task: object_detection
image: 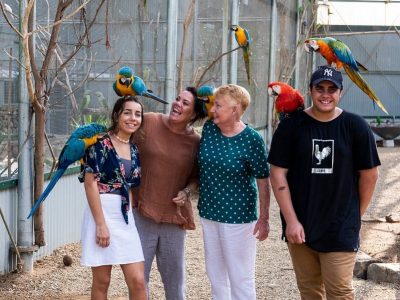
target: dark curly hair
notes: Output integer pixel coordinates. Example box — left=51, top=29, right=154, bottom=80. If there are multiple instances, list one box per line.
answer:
left=185, top=87, right=208, bottom=125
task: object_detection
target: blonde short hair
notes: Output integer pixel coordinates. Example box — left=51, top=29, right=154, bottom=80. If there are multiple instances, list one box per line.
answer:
left=214, top=84, right=251, bottom=115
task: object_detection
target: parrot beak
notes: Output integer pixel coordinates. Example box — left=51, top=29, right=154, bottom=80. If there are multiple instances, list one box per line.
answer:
left=267, top=85, right=280, bottom=96
left=267, top=87, right=274, bottom=96
left=304, top=40, right=319, bottom=52
left=124, top=78, right=132, bottom=87
left=230, top=25, right=238, bottom=31
left=120, top=77, right=132, bottom=87
left=268, top=87, right=278, bottom=96
left=303, top=42, right=312, bottom=53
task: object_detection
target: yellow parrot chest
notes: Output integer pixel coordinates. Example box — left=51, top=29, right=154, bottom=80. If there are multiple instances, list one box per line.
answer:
left=236, top=30, right=248, bottom=47
left=117, top=82, right=133, bottom=95
left=83, top=135, right=99, bottom=149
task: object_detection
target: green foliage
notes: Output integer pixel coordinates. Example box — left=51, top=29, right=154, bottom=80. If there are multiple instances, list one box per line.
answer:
left=71, top=90, right=110, bottom=129
left=298, top=5, right=304, bottom=16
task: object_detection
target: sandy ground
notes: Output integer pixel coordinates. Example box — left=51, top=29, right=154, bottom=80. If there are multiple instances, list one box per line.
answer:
left=0, top=147, right=399, bottom=299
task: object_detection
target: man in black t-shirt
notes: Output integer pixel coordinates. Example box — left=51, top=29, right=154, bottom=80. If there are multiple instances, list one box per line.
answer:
left=268, top=66, right=380, bottom=300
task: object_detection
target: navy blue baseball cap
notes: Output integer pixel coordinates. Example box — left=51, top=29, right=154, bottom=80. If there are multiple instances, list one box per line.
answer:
left=310, top=65, right=343, bottom=90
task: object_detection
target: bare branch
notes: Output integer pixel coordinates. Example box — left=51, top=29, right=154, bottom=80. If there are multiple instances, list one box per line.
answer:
left=55, top=0, right=106, bottom=73
left=105, top=0, right=111, bottom=49
left=40, top=1, right=73, bottom=80
left=195, top=46, right=241, bottom=87
left=21, top=0, right=41, bottom=109
left=177, top=0, right=196, bottom=93
left=3, top=48, right=23, bottom=67
left=44, top=130, right=57, bottom=170
left=27, top=0, right=91, bottom=37
left=53, top=50, right=79, bottom=114
left=51, top=56, right=122, bottom=108
left=0, top=1, right=23, bottom=38
left=28, top=3, right=40, bottom=85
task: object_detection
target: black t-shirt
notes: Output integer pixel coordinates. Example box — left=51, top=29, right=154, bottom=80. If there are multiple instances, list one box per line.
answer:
left=268, top=111, right=381, bottom=252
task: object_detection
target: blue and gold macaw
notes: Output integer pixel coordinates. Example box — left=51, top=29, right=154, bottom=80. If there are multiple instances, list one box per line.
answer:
left=231, top=25, right=252, bottom=84
left=197, top=85, right=215, bottom=119
left=113, top=66, right=168, bottom=104
left=27, top=123, right=107, bottom=219
left=304, top=37, right=388, bottom=114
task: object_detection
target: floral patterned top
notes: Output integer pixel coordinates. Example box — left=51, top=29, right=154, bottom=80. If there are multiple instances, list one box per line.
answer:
left=79, top=133, right=141, bottom=224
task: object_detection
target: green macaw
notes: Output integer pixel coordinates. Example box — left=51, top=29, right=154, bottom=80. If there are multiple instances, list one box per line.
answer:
left=304, top=37, right=388, bottom=114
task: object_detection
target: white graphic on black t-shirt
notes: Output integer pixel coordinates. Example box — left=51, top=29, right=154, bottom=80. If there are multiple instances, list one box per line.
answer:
left=312, top=139, right=334, bottom=174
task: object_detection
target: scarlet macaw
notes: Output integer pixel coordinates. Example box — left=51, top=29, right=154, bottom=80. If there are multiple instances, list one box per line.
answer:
left=268, top=81, right=305, bottom=120
left=197, top=85, right=215, bottom=119
left=304, top=37, right=388, bottom=114
left=230, top=25, right=252, bottom=84
left=27, top=123, right=107, bottom=219
left=113, top=66, right=168, bottom=104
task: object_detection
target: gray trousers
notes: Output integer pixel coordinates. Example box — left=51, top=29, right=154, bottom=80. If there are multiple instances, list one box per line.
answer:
left=133, top=209, right=186, bottom=300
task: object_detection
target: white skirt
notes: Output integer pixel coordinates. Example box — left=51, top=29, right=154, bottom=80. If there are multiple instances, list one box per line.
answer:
left=80, top=193, right=144, bottom=267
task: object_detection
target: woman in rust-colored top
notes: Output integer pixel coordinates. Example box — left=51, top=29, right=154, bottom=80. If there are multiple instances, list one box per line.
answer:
left=132, top=87, right=207, bottom=300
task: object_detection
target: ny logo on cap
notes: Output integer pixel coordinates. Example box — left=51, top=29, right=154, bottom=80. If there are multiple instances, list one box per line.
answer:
left=324, top=68, right=333, bottom=77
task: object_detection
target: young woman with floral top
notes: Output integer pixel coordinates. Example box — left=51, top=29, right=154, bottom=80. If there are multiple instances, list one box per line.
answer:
left=79, top=96, right=146, bottom=300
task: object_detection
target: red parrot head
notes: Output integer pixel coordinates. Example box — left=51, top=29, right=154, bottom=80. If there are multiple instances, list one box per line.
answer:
left=267, top=81, right=293, bottom=97
left=267, top=81, right=304, bottom=115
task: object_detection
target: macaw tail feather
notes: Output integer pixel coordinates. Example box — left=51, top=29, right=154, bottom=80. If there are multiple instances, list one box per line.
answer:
left=343, top=65, right=388, bottom=114
left=356, top=60, right=368, bottom=72
left=141, top=91, right=168, bottom=104
left=27, top=168, right=66, bottom=219
left=243, top=47, right=251, bottom=84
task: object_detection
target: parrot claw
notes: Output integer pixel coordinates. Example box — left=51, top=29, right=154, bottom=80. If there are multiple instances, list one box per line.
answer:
left=331, top=62, right=339, bottom=70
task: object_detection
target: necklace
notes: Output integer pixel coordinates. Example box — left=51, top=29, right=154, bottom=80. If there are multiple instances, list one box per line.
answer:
left=113, top=134, right=130, bottom=144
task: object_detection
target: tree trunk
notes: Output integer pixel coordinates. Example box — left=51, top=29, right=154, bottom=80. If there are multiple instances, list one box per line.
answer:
left=33, top=85, right=46, bottom=246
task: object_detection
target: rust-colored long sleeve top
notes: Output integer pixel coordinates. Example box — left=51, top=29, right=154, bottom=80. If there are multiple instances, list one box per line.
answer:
left=132, top=113, right=200, bottom=229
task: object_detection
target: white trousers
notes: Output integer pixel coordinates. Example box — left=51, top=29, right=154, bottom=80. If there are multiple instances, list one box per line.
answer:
left=200, top=218, right=257, bottom=300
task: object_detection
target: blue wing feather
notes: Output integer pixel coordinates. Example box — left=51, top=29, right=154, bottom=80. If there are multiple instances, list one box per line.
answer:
left=328, top=38, right=359, bottom=71
left=132, top=76, right=146, bottom=96
left=244, top=28, right=252, bottom=45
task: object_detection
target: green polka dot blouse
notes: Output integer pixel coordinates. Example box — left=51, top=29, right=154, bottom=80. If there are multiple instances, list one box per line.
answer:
left=198, top=120, right=270, bottom=224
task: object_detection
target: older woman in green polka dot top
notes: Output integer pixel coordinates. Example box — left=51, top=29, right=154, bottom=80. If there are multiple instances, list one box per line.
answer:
left=198, top=84, right=271, bottom=300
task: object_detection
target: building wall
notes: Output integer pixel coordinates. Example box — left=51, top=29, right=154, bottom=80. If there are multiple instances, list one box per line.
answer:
left=0, top=172, right=86, bottom=275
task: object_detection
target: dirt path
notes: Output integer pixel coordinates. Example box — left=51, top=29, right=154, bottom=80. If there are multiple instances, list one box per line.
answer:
left=0, top=147, right=399, bottom=299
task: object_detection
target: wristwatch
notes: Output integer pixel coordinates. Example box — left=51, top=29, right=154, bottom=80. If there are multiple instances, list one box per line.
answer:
left=183, top=187, right=191, bottom=198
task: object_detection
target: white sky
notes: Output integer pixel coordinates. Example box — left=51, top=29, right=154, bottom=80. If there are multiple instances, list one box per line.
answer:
left=318, top=1, right=400, bottom=26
